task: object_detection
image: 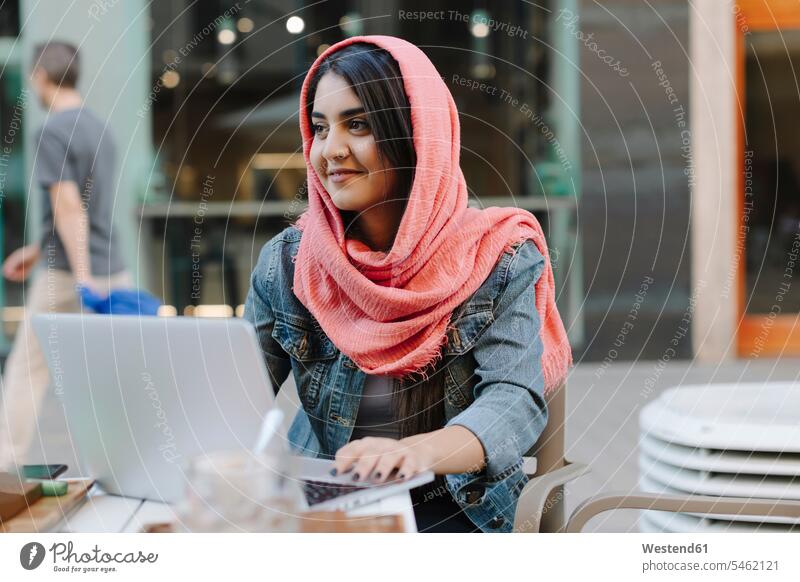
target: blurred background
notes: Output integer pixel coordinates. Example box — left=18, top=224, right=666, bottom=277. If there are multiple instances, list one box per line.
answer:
left=0, top=0, right=798, bottom=365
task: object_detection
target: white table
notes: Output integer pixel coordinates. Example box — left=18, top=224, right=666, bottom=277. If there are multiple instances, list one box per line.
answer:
left=57, top=484, right=418, bottom=533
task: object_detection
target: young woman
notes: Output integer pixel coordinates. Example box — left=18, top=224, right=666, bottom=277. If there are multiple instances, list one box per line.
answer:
left=244, top=35, right=572, bottom=533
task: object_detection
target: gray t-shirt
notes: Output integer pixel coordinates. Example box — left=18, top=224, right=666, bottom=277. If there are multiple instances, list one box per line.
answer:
left=350, top=374, right=401, bottom=441
left=35, top=107, right=125, bottom=276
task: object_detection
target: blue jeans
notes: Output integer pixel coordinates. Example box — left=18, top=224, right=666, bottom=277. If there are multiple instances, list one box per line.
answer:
left=411, top=477, right=482, bottom=533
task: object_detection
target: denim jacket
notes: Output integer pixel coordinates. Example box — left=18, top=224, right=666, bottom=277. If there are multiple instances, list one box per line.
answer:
left=244, top=225, right=548, bottom=532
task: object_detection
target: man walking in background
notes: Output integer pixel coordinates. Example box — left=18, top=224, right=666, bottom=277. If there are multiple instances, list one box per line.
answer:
left=0, top=41, right=130, bottom=469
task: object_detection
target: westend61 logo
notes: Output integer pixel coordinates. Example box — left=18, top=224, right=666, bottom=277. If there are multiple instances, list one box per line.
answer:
left=19, top=541, right=158, bottom=574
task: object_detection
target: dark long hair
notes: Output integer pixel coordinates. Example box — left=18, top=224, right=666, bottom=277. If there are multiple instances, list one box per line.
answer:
left=306, top=43, right=444, bottom=438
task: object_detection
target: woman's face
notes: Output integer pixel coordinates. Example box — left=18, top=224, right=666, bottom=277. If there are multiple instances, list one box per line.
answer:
left=309, top=72, right=397, bottom=213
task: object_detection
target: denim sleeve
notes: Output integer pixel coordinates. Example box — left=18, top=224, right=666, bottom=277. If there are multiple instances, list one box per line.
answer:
left=243, top=240, right=293, bottom=396
left=446, top=240, right=549, bottom=479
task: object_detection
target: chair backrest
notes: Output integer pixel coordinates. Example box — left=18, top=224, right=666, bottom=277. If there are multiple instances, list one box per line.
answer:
left=523, top=381, right=568, bottom=532
left=530, top=381, right=567, bottom=477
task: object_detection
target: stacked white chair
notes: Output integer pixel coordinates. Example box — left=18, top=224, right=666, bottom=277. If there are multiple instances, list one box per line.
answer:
left=638, top=382, right=800, bottom=532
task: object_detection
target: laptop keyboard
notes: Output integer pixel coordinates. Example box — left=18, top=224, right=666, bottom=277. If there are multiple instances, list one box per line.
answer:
left=302, top=478, right=372, bottom=507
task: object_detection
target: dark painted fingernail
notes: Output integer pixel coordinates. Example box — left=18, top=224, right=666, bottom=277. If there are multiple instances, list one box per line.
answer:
left=398, top=473, right=406, bottom=479
left=329, top=468, right=337, bottom=476
left=374, top=472, right=382, bottom=479
left=352, top=472, right=360, bottom=481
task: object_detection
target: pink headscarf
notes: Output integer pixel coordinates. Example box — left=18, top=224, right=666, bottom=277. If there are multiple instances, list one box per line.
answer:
left=292, top=36, right=572, bottom=394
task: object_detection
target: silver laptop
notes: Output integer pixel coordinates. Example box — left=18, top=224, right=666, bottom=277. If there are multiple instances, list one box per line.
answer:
left=32, top=314, right=433, bottom=510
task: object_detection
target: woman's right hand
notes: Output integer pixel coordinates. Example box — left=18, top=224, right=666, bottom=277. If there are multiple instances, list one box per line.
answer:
left=3, top=244, right=40, bottom=282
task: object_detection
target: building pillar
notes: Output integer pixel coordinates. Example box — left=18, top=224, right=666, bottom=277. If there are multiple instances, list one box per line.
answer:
left=689, top=0, right=737, bottom=362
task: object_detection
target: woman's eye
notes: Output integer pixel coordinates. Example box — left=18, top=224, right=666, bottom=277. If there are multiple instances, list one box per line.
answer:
left=348, top=119, right=369, bottom=132
left=312, top=123, right=328, bottom=136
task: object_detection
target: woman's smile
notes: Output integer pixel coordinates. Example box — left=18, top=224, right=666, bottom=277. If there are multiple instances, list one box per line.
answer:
left=327, top=167, right=366, bottom=184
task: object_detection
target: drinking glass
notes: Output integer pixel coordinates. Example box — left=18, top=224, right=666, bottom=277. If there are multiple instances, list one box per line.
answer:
left=174, top=449, right=304, bottom=532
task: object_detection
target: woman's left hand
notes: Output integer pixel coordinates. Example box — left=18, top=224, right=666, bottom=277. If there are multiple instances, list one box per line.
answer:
left=331, top=437, right=435, bottom=484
